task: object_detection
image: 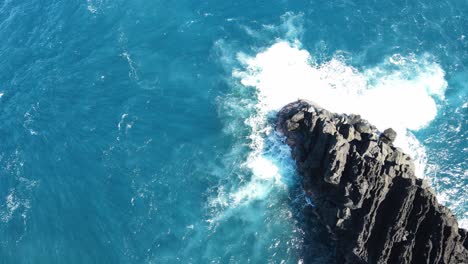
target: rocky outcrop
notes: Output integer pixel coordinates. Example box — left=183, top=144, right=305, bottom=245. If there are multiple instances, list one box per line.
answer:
left=276, top=100, right=468, bottom=264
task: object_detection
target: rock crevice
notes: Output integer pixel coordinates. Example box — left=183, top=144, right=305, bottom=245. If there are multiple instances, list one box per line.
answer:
left=276, top=100, right=468, bottom=264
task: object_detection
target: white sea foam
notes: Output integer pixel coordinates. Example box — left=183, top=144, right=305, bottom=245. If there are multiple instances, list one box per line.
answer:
left=86, top=0, right=103, bottom=14
left=208, top=136, right=295, bottom=213
left=460, top=218, right=468, bottom=230
left=233, top=41, right=447, bottom=177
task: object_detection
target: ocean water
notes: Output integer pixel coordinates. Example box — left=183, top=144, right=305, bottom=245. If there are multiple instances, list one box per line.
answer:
left=0, top=0, right=466, bottom=263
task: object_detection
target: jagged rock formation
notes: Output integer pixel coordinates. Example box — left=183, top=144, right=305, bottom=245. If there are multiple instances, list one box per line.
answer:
left=276, top=100, right=468, bottom=264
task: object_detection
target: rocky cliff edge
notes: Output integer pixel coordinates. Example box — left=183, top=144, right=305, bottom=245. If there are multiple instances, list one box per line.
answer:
left=276, top=100, right=468, bottom=264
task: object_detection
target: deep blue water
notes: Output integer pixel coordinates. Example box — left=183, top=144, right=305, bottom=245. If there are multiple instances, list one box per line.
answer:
left=0, top=0, right=466, bottom=263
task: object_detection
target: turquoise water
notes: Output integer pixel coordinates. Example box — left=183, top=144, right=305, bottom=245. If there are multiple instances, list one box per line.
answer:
left=0, top=0, right=466, bottom=263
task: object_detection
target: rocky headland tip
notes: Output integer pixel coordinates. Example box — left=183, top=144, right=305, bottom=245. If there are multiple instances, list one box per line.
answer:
left=277, top=99, right=468, bottom=264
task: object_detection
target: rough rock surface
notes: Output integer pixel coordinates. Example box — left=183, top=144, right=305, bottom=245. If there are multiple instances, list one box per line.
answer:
left=276, top=100, right=468, bottom=264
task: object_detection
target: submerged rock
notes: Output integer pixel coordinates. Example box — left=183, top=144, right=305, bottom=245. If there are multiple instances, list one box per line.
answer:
left=276, top=100, right=468, bottom=264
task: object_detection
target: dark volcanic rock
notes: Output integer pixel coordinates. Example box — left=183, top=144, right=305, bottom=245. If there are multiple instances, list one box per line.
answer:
left=276, top=100, right=468, bottom=264
left=380, top=128, right=397, bottom=144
